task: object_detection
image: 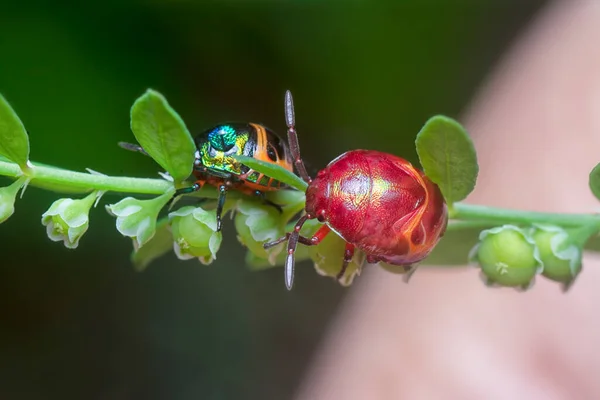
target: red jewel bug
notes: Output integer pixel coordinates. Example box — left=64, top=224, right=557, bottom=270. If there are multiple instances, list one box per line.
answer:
left=264, top=91, right=449, bottom=290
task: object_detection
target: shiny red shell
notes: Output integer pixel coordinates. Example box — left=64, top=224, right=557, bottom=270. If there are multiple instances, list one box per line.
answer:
left=305, top=149, right=448, bottom=266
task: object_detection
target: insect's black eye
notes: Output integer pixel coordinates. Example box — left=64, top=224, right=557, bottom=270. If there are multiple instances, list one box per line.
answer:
left=267, top=144, right=278, bottom=161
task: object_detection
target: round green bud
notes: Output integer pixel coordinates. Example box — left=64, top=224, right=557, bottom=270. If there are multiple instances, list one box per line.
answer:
left=530, top=224, right=582, bottom=287
left=307, top=221, right=365, bottom=286
left=169, top=206, right=222, bottom=265
left=470, top=225, right=542, bottom=289
left=234, top=199, right=286, bottom=265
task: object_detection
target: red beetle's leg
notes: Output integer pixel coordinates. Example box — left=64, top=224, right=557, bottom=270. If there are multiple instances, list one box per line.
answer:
left=336, top=243, right=355, bottom=281
left=366, top=254, right=382, bottom=264
left=402, top=264, right=419, bottom=283
left=264, top=233, right=313, bottom=249
left=284, top=90, right=312, bottom=184
left=263, top=219, right=332, bottom=290
left=283, top=224, right=331, bottom=290
left=264, top=222, right=331, bottom=250
left=308, top=224, right=331, bottom=244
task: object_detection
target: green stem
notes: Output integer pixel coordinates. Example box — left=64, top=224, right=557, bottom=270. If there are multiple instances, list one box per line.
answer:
left=0, top=159, right=173, bottom=196
left=451, top=203, right=600, bottom=228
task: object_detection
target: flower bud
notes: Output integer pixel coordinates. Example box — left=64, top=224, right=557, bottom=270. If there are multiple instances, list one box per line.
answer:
left=0, top=177, right=27, bottom=224
left=470, top=225, right=542, bottom=289
left=234, top=199, right=286, bottom=265
left=307, top=220, right=366, bottom=286
left=530, top=224, right=583, bottom=288
left=41, top=191, right=100, bottom=249
left=106, top=191, right=172, bottom=249
left=169, top=206, right=222, bottom=265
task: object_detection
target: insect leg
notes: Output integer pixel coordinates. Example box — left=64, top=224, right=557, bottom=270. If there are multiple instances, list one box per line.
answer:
left=118, top=142, right=149, bottom=157
left=168, top=181, right=203, bottom=209
left=284, top=90, right=312, bottom=184
left=264, top=222, right=331, bottom=290
left=336, top=243, right=355, bottom=281
left=216, top=184, right=228, bottom=232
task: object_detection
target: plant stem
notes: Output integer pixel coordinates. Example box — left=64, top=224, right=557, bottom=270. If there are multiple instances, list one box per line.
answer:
left=451, top=203, right=600, bottom=228
left=0, top=159, right=172, bottom=195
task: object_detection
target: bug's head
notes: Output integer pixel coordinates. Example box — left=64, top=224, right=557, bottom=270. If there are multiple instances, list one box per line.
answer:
left=304, top=168, right=329, bottom=221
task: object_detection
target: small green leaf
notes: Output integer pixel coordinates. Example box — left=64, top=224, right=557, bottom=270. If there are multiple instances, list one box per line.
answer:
left=589, top=162, right=600, bottom=201
left=415, top=115, right=478, bottom=204
left=130, top=89, right=195, bottom=183
left=233, top=155, right=308, bottom=192
left=131, top=218, right=173, bottom=271
left=0, top=93, right=30, bottom=169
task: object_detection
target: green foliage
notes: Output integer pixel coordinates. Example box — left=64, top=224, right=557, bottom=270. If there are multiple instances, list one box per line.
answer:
left=2, top=88, right=600, bottom=293
left=0, top=93, right=30, bottom=170
left=130, top=89, right=196, bottom=183
left=589, top=162, right=600, bottom=201
left=233, top=155, right=308, bottom=192
left=415, top=115, right=478, bottom=205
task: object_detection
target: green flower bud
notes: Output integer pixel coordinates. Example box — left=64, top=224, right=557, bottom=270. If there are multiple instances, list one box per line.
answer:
left=469, top=225, right=542, bottom=289
left=41, top=191, right=100, bottom=249
left=307, top=220, right=366, bottom=287
left=530, top=224, right=583, bottom=288
left=0, top=177, right=27, bottom=224
left=169, top=206, right=222, bottom=265
left=234, top=199, right=286, bottom=266
left=106, top=191, right=172, bottom=249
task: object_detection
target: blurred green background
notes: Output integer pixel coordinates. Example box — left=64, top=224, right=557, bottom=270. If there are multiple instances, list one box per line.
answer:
left=0, top=1, right=545, bottom=399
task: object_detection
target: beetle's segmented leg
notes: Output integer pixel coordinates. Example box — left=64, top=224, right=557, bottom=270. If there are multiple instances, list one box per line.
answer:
left=263, top=233, right=314, bottom=249
left=284, top=90, right=312, bottom=184
left=402, top=264, right=418, bottom=283
left=216, top=184, right=228, bottom=232
left=118, top=141, right=149, bottom=157
left=366, top=254, right=382, bottom=264
left=336, top=243, right=355, bottom=281
left=169, top=182, right=203, bottom=209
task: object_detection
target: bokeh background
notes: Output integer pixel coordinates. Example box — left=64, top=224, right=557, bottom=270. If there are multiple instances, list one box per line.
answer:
left=0, top=1, right=546, bottom=399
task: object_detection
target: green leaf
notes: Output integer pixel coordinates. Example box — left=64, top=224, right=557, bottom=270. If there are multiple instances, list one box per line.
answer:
left=589, top=162, right=600, bottom=201
left=415, top=115, right=478, bottom=204
left=130, top=89, right=195, bottom=183
left=233, top=155, right=308, bottom=192
left=0, top=93, right=30, bottom=169
left=131, top=217, right=173, bottom=271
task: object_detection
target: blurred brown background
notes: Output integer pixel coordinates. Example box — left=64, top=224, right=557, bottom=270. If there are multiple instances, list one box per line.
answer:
left=0, top=1, right=546, bottom=399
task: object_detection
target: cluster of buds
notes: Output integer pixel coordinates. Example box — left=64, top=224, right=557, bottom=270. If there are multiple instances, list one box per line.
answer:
left=470, top=224, right=587, bottom=291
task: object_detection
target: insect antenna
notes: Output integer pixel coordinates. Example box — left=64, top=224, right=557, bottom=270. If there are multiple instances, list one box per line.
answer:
left=284, top=213, right=310, bottom=290
left=284, top=90, right=312, bottom=184
left=118, top=141, right=149, bottom=157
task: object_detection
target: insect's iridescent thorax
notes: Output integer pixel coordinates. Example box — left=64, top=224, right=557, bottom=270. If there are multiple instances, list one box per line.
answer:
left=194, top=122, right=293, bottom=191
